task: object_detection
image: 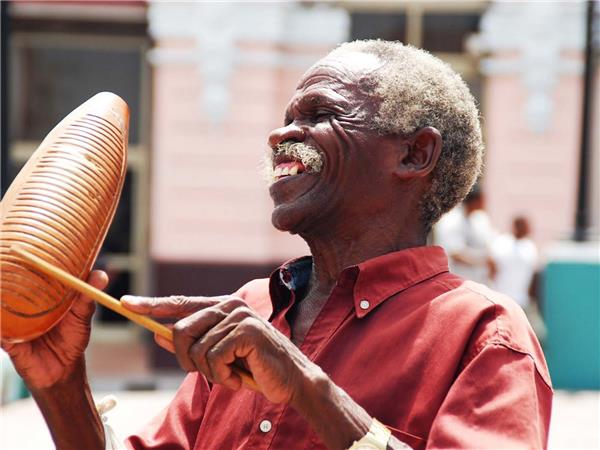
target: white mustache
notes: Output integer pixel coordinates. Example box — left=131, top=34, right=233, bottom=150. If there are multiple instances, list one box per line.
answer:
left=261, top=142, right=324, bottom=184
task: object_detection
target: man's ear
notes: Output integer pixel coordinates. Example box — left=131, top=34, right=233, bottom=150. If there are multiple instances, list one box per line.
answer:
left=394, top=127, right=442, bottom=180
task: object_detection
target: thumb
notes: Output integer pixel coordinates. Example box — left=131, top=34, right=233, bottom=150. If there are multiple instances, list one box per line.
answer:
left=70, top=269, right=109, bottom=322
left=120, top=295, right=214, bottom=319
left=154, top=327, right=175, bottom=353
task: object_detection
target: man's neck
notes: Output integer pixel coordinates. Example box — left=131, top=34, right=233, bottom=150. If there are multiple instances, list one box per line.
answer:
left=300, top=217, right=426, bottom=298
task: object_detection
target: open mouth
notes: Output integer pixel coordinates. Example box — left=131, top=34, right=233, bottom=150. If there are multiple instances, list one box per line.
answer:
left=267, top=141, right=324, bottom=184
left=268, top=148, right=323, bottom=210
left=272, top=160, right=307, bottom=183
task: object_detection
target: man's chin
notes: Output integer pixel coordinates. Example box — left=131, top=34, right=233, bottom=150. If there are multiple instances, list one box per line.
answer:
left=271, top=201, right=322, bottom=235
left=271, top=206, right=301, bottom=234
left=270, top=190, right=331, bottom=236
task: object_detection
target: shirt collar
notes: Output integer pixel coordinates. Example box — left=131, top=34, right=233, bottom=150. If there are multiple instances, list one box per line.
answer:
left=269, top=246, right=449, bottom=318
left=353, top=245, right=449, bottom=317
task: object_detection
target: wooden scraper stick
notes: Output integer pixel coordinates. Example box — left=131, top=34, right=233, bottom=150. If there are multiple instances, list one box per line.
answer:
left=10, top=245, right=259, bottom=392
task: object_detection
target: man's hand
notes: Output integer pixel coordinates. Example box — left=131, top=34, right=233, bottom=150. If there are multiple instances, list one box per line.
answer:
left=121, top=294, right=316, bottom=405
left=121, top=294, right=411, bottom=450
left=1, top=270, right=108, bottom=390
left=1, top=271, right=108, bottom=450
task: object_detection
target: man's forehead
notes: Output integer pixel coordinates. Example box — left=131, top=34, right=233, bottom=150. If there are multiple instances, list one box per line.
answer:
left=297, top=52, right=384, bottom=90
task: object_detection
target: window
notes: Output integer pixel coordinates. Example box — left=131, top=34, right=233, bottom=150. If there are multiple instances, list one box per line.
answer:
left=422, top=13, right=480, bottom=53
left=351, top=12, right=407, bottom=42
left=6, top=2, right=151, bottom=322
left=347, top=2, right=484, bottom=111
left=11, top=46, right=142, bottom=143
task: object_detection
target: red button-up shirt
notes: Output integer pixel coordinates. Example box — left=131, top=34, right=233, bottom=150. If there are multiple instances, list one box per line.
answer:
left=125, top=246, right=552, bottom=449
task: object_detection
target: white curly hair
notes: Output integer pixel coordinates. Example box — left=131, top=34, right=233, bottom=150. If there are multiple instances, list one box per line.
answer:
left=328, top=40, right=484, bottom=230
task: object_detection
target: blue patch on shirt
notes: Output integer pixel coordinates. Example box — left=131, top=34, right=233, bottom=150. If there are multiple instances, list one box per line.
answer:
left=279, top=257, right=312, bottom=291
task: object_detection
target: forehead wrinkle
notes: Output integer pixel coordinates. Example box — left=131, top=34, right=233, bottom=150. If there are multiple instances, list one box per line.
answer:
left=286, top=55, right=384, bottom=120
left=297, top=62, right=359, bottom=90
left=301, top=84, right=350, bottom=106
left=298, top=53, right=385, bottom=89
left=286, top=83, right=350, bottom=119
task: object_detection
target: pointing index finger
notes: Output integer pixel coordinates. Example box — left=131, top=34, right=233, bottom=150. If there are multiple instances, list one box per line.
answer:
left=120, top=295, right=229, bottom=319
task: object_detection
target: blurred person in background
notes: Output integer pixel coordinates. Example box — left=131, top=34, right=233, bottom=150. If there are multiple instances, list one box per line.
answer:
left=489, top=216, right=547, bottom=342
left=2, top=40, right=552, bottom=450
left=434, top=187, right=496, bottom=285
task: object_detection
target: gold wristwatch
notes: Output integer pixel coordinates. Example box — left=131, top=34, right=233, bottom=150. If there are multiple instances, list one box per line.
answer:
left=347, top=419, right=392, bottom=450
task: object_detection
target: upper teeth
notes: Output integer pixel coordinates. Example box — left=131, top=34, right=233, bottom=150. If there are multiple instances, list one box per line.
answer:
left=274, top=164, right=301, bottom=178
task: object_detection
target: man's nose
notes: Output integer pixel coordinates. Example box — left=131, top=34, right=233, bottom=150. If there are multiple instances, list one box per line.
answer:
left=267, top=123, right=306, bottom=148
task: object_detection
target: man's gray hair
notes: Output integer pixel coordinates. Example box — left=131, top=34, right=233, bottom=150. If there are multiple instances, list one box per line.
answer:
left=329, top=40, right=484, bottom=229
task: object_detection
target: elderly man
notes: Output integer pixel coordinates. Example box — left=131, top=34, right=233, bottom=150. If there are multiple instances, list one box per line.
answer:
left=3, top=40, right=552, bottom=450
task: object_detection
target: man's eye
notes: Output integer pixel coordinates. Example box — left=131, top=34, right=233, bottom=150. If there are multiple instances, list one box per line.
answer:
left=314, top=111, right=332, bottom=121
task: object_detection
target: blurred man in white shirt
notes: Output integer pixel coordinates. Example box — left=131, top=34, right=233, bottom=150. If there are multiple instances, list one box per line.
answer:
left=489, top=216, right=546, bottom=341
left=490, top=216, right=538, bottom=308
left=434, top=188, right=495, bottom=284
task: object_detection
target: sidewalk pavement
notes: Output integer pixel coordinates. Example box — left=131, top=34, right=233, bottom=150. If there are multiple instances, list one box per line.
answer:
left=0, top=389, right=598, bottom=449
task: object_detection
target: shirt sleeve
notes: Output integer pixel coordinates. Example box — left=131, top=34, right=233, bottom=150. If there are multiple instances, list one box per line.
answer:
left=124, top=373, right=210, bottom=450
left=427, top=343, right=552, bottom=449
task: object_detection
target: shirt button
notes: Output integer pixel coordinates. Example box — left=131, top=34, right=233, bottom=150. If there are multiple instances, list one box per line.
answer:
left=259, top=420, right=272, bottom=433
left=359, top=299, right=370, bottom=310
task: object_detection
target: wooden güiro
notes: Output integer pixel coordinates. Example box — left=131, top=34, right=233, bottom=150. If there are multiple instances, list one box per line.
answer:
left=1, top=92, right=129, bottom=342
left=0, top=92, right=259, bottom=391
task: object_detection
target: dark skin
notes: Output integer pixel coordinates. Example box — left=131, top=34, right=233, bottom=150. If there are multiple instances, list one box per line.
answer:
left=513, top=216, right=530, bottom=240
left=2, top=52, right=442, bottom=450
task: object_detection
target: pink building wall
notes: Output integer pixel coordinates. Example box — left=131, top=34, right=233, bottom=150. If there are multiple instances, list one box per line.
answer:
left=148, top=2, right=598, bottom=264
left=474, top=1, right=599, bottom=250
left=152, top=47, right=597, bottom=260
left=483, top=74, right=586, bottom=247
left=150, top=40, right=336, bottom=263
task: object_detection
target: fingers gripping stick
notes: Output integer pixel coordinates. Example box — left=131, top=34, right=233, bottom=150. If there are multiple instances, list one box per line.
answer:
left=11, top=245, right=259, bottom=392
